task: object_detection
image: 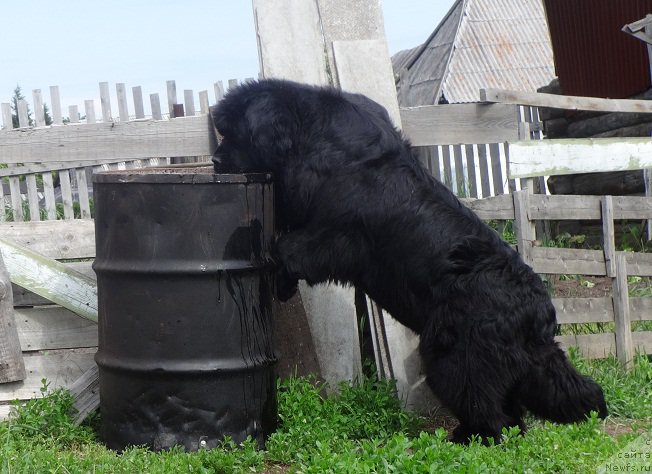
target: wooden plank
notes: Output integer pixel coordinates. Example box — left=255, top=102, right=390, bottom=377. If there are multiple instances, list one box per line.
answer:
left=0, top=115, right=215, bottom=163
left=69, top=105, right=79, bottom=123
left=489, top=143, right=504, bottom=194
left=116, top=83, right=129, bottom=122
left=553, top=297, right=614, bottom=324
left=612, top=253, right=634, bottom=368
left=12, top=262, right=95, bottom=307
left=253, top=0, right=330, bottom=85
left=1, top=102, right=12, bottom=130
left=508, top=138, right=652, bottom=178
left=332, top=39, right=402, bottom=126
left=0, top=350, right=96, bottom=403
left=531, top=247, right=607, bottom=276
left=632, top=332, right=652, bottom=355
left=199, top=91, right=210, bottom=115
left=214, top=81, right=225, bottom=102
left=15, top=306, right=98, bottom=351
left=0, top=238, right=98, bottom=323
left=17, top=99, right=29, bottom=127
left=150, top=93, right=163, bottom=120
left=400, top=103, right=519, bottom=146
left=41, top=173, right=57, bottom=220
left=8, top=176, right=23, bottom=222
left=528, top=195, right=601, bottom=220
left=612, top=196, right=652, bottom=219
left=167, top=80, right=177, bottom=117
left=69, top=364, right=99, bottom=424
left=32, top=89, right=45, bottom=127
left=481, top=88, right=652, bottom=113
left=0, top=251, right=25, bottom=383
left=601, top=196, right=616, bottom=278
left=99, top=81, right=112, bottom=122
left=59, top=169, right=74, bottom=220
left=85, top=100, right=96, bottom=124
left=25, top=174, right=40, bottom=221
left=513, top=189, right=534, bottom=264
left=624, top=252, right=652, bottom=277
left=631, top=297, right=652, bottom=321
left=555, top=333, right=615, bottom=360
left=461, top=194, right=515, bottom=220
left=75, top=169, right=91, bottom=219
left=465, top=144, right=478, bottom=199
left=184, top=90, right=195, bottom=116
left=0, top=158, right=156, bottom=177
left=0, top=220, right=95, bottom=260
left=50, top=86, right=63, bottom=125
left=133, top=86, right=145, bottom=119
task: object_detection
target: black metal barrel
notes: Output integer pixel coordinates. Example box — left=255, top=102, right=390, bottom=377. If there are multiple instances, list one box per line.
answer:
left=92, top=167, right=277, bottom=451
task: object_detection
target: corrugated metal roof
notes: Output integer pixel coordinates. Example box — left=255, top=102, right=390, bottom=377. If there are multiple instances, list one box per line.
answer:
left=543, top=0, right=652, bottom=99
left=392, top=0, right=555, bottom=105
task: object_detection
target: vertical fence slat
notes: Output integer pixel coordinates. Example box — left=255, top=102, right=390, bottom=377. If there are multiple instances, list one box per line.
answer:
left=513, top=189, right=534, bottom=265
left=199, top=90, right=210, bottom=114
left=228, top=79, right=239, bottom=91
left=116, top=83, right=129, bottom=122
left=214, top=81, right=225, bottom=102
left=0, top=181, right=5, bottom=222
left=8, top=177, right=23, bottom=222
left=50, top=85, right=63, bottom=125
left=17, top=99, right=29, bottom=127
left=99, top=81, right=112, bottom=122
left=167, top=80, right=177, bottom=118
left=33, top=89, right=45, bottom=127
left=150, top=94, right=162, bottom=120
left=42, top=172, right=57, bottom=220
left=75, top=169, right=91, bottom=219
left=1, top=103, right=12, bottom=129
left=601, top=196, right=616, bottom=278
left=465, top=144, right=478, bottom=198
left=84, top=100, right=96, bottom=124
left=59, top=169, right=74, bottom=219
left=69, top=105, right=79, bottom=123
left=477, top=144, right=491, bottom=198
left=184, top=89, right=195, bottom=116
left=441, top=146, right=453, bottom=189
left=489, top=143, right=504, bottom=195
left=133, top=86, right=145, bottom=119
left=613, top=253, right=634, bottom=369
left=25, top=174, right=41, bottom=221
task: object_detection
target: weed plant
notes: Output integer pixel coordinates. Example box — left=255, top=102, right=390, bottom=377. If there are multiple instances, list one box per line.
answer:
left=2, top=358, right=651, bottom=473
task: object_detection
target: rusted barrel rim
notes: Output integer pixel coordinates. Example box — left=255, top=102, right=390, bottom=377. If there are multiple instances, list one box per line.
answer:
left=93, top=166, right=273, bottom=185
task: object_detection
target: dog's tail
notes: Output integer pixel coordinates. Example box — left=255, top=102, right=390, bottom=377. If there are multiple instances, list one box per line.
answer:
left=518, top=344, right=607, bottom=423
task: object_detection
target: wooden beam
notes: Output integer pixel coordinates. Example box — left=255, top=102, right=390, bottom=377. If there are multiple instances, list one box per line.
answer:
left=0, top=251, right=25, bottom=383
left=400, top=103, right=519, bottom=146
left=508, top=138, right=652, bottom=178
left=612, top=253, right=634, bottom=369
left=481, top=88, right=652, bottom=113
left=0, top=115, right=215, bottom=164
left=0, top=220, right=95, bottom=261
left=0, top=238, right=97, bottom=323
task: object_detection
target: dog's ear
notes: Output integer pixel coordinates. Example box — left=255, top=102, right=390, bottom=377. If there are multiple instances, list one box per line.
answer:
left=244, top=99, right=294, bottom=157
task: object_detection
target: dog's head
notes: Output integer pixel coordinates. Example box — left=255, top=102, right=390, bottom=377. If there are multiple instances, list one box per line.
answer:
left=211, top=80, right=298, bottom=173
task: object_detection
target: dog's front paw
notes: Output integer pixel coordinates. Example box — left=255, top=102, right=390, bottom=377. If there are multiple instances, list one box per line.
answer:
left=276, top=272, right=298, bottom=302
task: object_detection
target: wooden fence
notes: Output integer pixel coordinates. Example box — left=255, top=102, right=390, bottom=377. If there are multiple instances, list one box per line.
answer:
left=0, top=78, right=255, bottom=222
left=1, top=83, right=652, bottom=420
left=464, top=191, right=652, bottom=364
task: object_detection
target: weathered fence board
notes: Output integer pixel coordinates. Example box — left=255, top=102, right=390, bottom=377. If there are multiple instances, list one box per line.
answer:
left=0, top=220, right=95, bottom=260
left=481, top=88, right=652, bottom=113
left=15, top=306, right=98, bottom=351
left=509, top=138, right=652, bottom=178
left=0, top=115, right=215, bottom=163
left=401, top=103, right=520, bottom=146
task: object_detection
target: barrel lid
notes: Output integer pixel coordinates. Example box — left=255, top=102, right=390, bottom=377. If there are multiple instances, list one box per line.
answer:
left=93, top=166, right=273, bottom=184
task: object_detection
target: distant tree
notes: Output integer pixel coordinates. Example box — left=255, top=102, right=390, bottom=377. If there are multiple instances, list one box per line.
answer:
left=11, top=85, right=33, bottom=127
left=43, top=102, right=53, bottom=125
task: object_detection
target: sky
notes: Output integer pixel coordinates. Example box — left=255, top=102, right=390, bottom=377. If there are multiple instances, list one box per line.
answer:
left=0, top=1, right=456, bottom=121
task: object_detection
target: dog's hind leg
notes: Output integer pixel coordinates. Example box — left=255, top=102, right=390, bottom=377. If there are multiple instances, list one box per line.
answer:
left=518, top=344, right=607, bottom=423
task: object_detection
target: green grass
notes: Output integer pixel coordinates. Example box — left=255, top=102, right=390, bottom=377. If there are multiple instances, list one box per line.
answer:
left=2, top=358, right=651, bottom=473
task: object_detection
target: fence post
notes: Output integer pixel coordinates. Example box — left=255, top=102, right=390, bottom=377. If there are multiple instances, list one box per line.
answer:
left=601, top=195, right=616, bottom=278
left=0, top=250, right=26, bottom=383
left=612, top=252, right=634, bottom=369
left=513, top=189, right=535, bottom=265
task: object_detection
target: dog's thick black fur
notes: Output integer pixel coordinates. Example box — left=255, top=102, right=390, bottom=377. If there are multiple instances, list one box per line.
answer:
left=211, top=79, right=607, bottom=443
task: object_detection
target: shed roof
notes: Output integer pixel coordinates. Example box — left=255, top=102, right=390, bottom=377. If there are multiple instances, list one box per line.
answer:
left=392, top=0, right=555, bottom=106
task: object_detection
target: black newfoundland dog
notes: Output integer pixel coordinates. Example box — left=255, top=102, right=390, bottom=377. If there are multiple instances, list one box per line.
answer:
left=211, top=79, right=607, bottom=443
